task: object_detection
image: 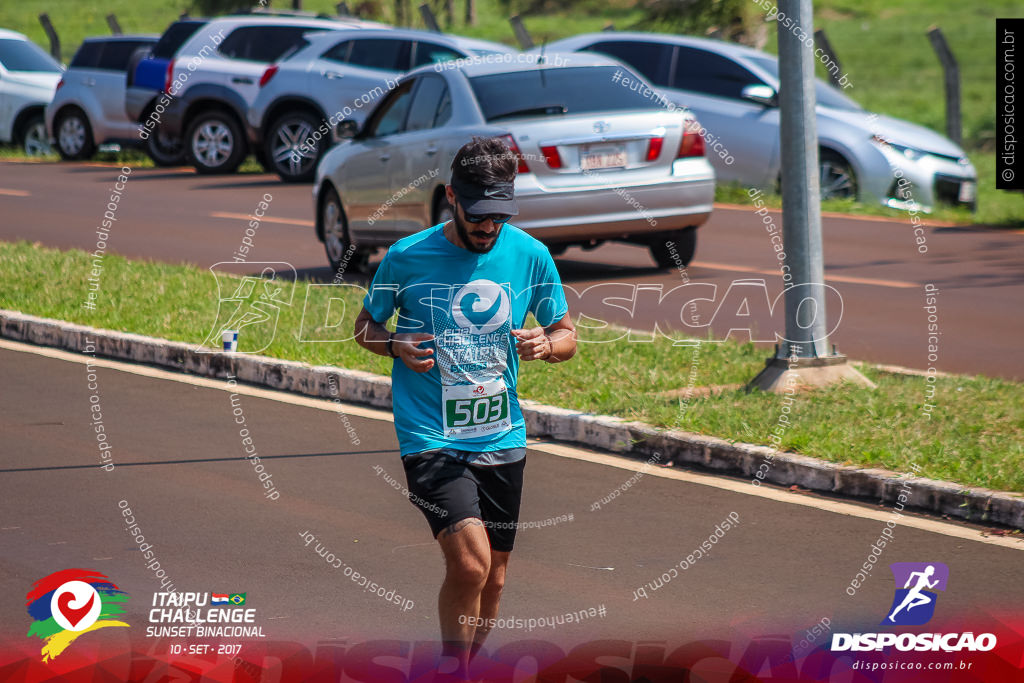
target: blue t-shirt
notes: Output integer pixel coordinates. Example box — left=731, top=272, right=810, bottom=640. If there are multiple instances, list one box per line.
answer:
left=363, top=222, right=569, bottom=457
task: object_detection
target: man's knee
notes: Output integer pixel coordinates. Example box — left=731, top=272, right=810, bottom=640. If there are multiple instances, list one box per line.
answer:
left=448, top=557, right=490, bottom=587
left=482, top=572, right=505, bottom=598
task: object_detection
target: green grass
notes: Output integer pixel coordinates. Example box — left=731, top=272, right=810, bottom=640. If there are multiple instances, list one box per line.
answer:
left=2, top=239, right=1022, bottom=494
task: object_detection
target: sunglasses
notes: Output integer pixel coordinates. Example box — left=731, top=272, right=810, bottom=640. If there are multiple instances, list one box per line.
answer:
left=464, top=212, right=512, bottom=225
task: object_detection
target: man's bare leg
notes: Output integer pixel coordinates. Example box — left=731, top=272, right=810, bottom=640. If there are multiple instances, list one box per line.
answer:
left=470, top=549, right=510, bottom=662
left=437, top=517, right=491, bottom=675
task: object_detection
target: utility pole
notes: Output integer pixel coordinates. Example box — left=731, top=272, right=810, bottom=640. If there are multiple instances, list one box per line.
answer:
left=748, top=0, right=873, bottom=391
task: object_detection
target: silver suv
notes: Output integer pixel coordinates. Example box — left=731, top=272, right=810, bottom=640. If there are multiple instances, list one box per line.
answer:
left=248, top=28, right=517, bottom=182
left=151, top=14, right=385, bottom=174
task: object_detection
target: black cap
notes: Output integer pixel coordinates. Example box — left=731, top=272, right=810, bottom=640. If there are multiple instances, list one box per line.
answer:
left=450, top=175, right=519, bottom=216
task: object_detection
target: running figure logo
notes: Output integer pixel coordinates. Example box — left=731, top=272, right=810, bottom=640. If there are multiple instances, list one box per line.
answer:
left=883, top=562, right=949, bottom=626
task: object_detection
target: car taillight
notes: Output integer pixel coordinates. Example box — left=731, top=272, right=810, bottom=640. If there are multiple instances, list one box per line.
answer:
left=677, top=120, right=705, bottom=158
left=539, top=144, right=562, bottom=169
left=646, top=136, right=664, bottom=161
left=259, top=65, right=279, bottom=87
left=500, top=134, right=530, bottom=173
left=55, top=78, right=65, bottom=91
left=163, top=60, right=175, bottom=94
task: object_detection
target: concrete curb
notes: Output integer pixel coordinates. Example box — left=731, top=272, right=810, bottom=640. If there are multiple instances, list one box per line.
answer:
left=3, top=308, right=1022, bottom=531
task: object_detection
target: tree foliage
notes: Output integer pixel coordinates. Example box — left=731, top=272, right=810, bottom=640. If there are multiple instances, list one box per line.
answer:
left=640, top=0, right=768, bottom=47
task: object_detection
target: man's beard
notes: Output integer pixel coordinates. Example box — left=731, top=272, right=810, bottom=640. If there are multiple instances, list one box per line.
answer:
left=453, top=210, right=501, bottom=254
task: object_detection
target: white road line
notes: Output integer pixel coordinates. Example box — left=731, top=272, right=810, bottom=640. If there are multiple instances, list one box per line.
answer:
left=0, top=188, right=30, bottom=197
left=2, top=338, right=1020, bottom=550
left=210, top=211, right=314, bottom=228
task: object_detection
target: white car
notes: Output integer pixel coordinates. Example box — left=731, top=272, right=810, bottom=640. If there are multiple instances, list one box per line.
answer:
left=248, top=28, right=517, bottom=181
left=0, top=29, right=63, bottom=155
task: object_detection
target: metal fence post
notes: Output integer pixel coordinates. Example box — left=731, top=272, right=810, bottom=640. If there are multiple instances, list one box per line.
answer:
left=419, top=4, right=441, bottom=32
left=813, top=29, right=842, bottom=89
left=927, top=27, right=962, bottom=146
left=510, top=15, right=534, bottom=49
left=38, top=14, right=61, bottom=62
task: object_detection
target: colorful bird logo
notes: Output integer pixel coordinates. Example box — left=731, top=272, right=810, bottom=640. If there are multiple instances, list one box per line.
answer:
left=26, top=569, right=129, bottom=662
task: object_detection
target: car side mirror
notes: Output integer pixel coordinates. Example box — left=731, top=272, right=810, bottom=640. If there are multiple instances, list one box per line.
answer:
left=335, top=119, right=360, bottom=140
left=741, top=84, right=777, bottom=107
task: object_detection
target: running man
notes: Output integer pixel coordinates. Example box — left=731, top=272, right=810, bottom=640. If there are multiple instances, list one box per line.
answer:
left=353, top=136, right=577, bottom=673
left=887, top=564, right=939, bottom=622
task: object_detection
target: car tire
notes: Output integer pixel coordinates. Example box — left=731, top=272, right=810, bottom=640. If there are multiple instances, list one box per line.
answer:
left=432, top=193, right=453, bottom=225
left=185, top=110, right=246, bottom=174
left=266, top=111, right=323, bottom=183
left=648, top=227, right=697, bottom=269
left=819, top=150, right=857, bottom=201
left=321, top=185, right=370, bottom=275
left=145, top=126, right=185, bottom=167
left=22, top=112, right=55, bottom=157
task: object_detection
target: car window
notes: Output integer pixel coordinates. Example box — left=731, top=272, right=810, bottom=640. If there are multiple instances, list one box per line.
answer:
left=347, top=38, right=409, bottom=71
left=321, top=39, right=351, bottom=64
left=218, top=26, right=324, bottom=63
left=97, top=41, right=154, bottom=71
left=364, top=79, right=415, bottom=137
left=434, top=88, right=452, bottom=127
left=70, top=42, right=105, bottom=69
left=0, top=38, right=62, bottom=72
left=745, top=54, right=861, bottom=111
left=586, top=40, right=673, bottom=86
left=412, top=41, right=461, bottom=67
left=153, top=21, right=205, bottom=59
left=405, top=74, right=449, bottom=132
left=673, top=46, right=763, bottom=99
left=469, top=66, right=664, bottom=122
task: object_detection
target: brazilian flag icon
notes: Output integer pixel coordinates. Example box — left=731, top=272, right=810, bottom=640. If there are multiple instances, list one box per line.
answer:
left=229, top=593, right=246, bottom=605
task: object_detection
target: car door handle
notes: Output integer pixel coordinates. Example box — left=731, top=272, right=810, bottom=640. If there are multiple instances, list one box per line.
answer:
left=82, top=78, right=95, bottom=86
left=425, top=145, right=438, bottom=156
left=321, top=71, right=344, bottom=80
left=378, top=154, right=391, bottom=161
left=232, top=77, right=254, bottom=84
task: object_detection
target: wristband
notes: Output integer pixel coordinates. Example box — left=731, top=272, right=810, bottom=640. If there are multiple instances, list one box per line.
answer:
left=386, top=333, right=396, bottom=358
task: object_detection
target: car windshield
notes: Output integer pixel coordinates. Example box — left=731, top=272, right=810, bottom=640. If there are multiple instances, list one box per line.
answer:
left=746, top=55, right=861, bottom=111
left=470, top=66, right=665, bottom=121
left=0, top=38, right=62, bottom=72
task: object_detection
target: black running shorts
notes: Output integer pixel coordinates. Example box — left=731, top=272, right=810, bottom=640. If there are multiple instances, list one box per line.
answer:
left=401, top=447, right=526, bottom=552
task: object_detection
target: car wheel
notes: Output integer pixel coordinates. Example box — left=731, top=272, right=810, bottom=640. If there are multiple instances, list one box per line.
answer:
left=22, top=113, right=54, bottom=157
left=648, top=227, right=697, bottom=269
left=321, top=185, right=370, bottom=275
left=185, top=110, right=246, bottom=174
left=432, top=194, right=453, bottom=225
left=819, top=150, right=857, bottom=201
left=266, top=111, right=322, bottom=182
left=145, top=127, right=185, bottom=166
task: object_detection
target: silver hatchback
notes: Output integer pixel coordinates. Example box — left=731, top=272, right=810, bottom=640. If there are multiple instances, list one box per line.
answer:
left=312, top=54, right=715, bottom=271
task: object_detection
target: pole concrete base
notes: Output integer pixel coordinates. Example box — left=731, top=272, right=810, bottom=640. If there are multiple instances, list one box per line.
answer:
left=746, top=354, right=876, bottom=393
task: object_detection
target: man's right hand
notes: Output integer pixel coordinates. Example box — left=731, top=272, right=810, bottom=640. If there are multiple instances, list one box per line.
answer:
left=394, top=333, right=435, bottom=372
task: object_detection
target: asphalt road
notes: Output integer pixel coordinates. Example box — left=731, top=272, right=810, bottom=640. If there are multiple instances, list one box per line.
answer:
left=1, top=341, right=1021, bottom=673
left=1, top=160, right=1022, bottom=379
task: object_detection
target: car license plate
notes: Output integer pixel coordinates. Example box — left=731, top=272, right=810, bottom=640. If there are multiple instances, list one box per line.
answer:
left=958, top=181, right=976, bottom=203
left=580, top=144, right=626, bottom=171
